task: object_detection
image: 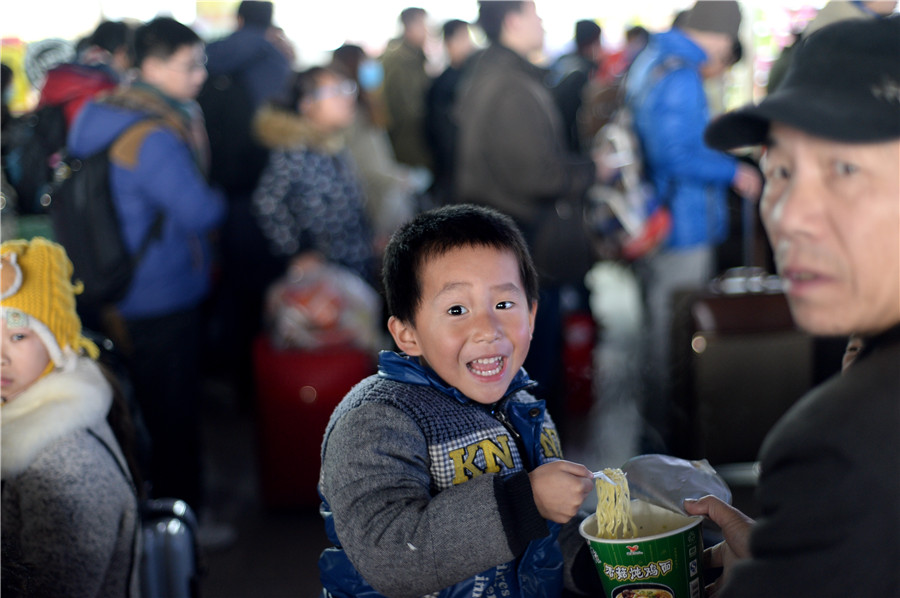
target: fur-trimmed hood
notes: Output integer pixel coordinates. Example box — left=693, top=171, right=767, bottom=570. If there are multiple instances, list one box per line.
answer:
left=253, top=105, right=347, bottom=155
left=1, top=357, right=112, bottom=479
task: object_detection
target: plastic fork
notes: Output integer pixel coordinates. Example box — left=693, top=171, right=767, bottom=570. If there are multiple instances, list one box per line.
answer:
left=592, top=470, right=618, bottom=485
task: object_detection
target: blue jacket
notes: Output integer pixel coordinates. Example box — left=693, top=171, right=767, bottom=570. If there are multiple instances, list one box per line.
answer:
left=625, top=29, right=737, bottom=249
left=318, top=351, right=568, bottom=597
left=68, top=85, right=225, bottom=319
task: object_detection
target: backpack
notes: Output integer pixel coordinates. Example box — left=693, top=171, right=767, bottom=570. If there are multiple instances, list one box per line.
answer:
left=46, top=120, right=164, bottom=308
left=1, top=103, right=67, bottom=214
left=587, top=58, right=685, bottom=262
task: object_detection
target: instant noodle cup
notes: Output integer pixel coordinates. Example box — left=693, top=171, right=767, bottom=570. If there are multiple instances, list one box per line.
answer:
left=579, top=500, right=704, bottom=598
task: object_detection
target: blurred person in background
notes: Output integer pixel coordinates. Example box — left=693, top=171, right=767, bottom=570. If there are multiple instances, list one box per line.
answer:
left=67, top=17, right=227, bottom=542
left=37, top=20, right=133, bottom=129
left=251, top=67, right=377, bottom=287
left=425, top=18, right=475, bottom=205
left=623, top=0, right=762, bottom=449
left=381, top=7, right=434, bottom=171
left=547, top=19, right=602, bottom=155
left=331, top=44, right=430, bottom=257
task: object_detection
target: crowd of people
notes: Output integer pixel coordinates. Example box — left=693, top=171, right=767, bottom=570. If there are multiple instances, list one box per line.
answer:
left=1, top=0, right=897, bottom=596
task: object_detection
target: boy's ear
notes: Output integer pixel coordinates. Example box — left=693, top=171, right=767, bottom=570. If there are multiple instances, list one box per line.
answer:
left=387, top=315, right=422, bottom=356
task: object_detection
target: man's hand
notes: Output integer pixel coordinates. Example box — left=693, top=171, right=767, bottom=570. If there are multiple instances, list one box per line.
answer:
left=529, top=460, right=594, bottom=523
left=684, top=495, right=756, bottom=595
left=732, top=162, right=763, bottom=201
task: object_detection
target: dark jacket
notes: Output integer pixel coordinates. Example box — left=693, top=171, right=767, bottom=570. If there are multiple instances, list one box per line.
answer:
left=205, top=24, right=291, bottom=110
left=721, top=325, right=900, bottom=597
left=67, top=84, right=226, bottom=319
left=454, top=45, right=596, bottom=283
left=318, top=351, right=592, bottom=597
left=381, top=39, right=433, bottom=170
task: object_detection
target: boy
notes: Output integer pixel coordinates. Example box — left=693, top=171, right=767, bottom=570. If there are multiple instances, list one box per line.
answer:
left=318, top=204, right=598, bottom=596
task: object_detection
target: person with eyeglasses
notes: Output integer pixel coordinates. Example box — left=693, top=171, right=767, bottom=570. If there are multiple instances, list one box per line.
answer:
left=251, top=67, right=378, bottom=288
left=66, top=16, right=227, bottom=544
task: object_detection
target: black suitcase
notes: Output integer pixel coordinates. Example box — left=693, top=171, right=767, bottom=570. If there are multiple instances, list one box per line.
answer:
left=141, top=498, right=202, bottom=598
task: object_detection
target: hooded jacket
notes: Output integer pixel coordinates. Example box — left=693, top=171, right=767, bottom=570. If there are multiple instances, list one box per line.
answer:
left=1, top=357, right=140, bottom=598
left=318, top=351, right=588, bottom=598
left=67, top=84, right=225, bottom=319
left=251, top=105, right=376, bottom=283
left=625, top=28, right=737, bottom=249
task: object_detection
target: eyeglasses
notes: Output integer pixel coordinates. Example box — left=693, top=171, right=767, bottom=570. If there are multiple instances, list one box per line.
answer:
left=311, top=80, right=358, bottom=101
left=165, top=56, right=208, bottom=74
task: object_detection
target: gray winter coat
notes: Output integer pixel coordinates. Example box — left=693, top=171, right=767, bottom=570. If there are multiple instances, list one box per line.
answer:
left=1, top=357, right=141, bottom=597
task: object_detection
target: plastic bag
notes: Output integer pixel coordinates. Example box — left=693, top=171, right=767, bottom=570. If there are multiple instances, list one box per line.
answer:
left=264, top=261, right=381, bottom=352
left=621, top=454, right=732, bottom=515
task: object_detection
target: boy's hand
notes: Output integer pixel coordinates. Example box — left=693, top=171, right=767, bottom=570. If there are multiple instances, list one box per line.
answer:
left=529, top=460, right=593, bottom=523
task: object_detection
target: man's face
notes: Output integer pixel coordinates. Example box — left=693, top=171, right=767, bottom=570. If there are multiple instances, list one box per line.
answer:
left=142, top=43, right=208, bottom=102
left=388, top=245, right=537, bottom=406
left=508, top=1, right=545, bottom=55
left=760, top=123, right=900, bottom=336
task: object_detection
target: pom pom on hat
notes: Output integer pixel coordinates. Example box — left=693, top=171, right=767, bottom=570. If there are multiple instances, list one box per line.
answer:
left=1, top=237, right=99, bottom=368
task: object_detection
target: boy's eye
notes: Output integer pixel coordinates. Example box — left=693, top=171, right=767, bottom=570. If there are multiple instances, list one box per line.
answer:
left=10, top=332, right=27, bottom=342
left=495, top=301, right=514, bottom=310
left=447, top=305, right=468, bottom=316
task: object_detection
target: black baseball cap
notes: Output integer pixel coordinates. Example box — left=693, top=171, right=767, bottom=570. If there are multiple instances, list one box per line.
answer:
left=705, top=15, right=900, bottom=151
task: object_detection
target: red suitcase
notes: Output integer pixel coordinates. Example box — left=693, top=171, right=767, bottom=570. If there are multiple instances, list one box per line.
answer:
left=253, top=335, right=376, bottom=509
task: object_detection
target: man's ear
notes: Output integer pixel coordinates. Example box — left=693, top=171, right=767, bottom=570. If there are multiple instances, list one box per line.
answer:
left=387, top=315, right=422, bottom=356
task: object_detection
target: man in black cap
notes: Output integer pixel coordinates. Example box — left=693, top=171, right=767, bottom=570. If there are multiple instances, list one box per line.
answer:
left=685, top=16, right=900, bottom=597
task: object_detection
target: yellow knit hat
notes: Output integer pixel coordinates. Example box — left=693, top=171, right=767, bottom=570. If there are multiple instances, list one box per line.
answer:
left=1, top=237, right=99, bottom=367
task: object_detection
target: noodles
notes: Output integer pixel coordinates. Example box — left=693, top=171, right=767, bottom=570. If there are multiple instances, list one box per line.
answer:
left=594, top=468, right=636, bottom=539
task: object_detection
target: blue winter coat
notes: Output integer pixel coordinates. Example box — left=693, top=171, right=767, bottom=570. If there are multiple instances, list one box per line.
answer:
left=68, top=85, right=225, bottom=319
left=318, top=351, right=568, bottom=597
left=625, top=29, right=737, bottom=249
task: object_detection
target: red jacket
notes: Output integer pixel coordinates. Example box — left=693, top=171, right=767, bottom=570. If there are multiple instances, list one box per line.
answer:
left=37, top=63, right=118, bottom=128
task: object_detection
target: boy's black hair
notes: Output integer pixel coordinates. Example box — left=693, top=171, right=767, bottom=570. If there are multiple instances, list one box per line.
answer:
left=442, top=19, right=469, bottom=42
left=89, top=21, right=132, bottom=55
left=382, top=204, right=539, bottom=325
left=134, top=16, right=201, bottom=68
left=400, top=7, right=426, bottom=28
left=477, top=1, right=524, bottom=44
left=238, top=1, right=274, bottom=28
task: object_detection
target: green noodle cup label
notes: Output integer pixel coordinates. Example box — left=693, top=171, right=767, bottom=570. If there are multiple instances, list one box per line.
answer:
left=579, top=500, right=704, bottom=598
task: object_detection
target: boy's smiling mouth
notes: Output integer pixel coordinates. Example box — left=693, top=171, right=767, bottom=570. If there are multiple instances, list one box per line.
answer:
left=467, top=356, right=505, bottom=377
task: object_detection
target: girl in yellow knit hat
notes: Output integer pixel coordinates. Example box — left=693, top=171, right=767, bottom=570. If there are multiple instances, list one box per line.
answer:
left=1, top=237, right=142, bottom=596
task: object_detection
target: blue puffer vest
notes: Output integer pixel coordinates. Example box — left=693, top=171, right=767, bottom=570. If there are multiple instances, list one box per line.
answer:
left=318, top=351, right=565, bottom=597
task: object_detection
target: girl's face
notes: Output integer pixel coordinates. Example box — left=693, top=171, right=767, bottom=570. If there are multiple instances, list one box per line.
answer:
left=301, top=72, right=357, bottom=132
left=1, top=318, right=51, bottom=403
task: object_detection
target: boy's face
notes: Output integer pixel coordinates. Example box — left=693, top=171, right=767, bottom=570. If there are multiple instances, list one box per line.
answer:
left=388, top=245, right=537, bottom=406
left=1, top=318, right=51, bottom=403
left=141, top=42, right=208, bottom=102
